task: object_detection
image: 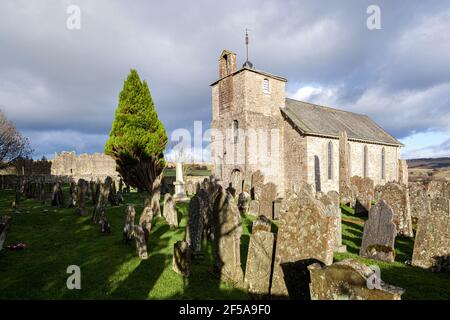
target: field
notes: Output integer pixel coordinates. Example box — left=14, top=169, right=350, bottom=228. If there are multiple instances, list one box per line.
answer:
left=1, top=188, right=450, bottom=300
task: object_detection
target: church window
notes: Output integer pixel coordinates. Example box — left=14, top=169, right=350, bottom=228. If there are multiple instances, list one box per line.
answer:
left=381, top=147, right=386, bottom=180
left=232, top=120, right=239, bottom=144
left=327, top=141, right=333, bottom=180
left=363, top=145, right=369, bottom=178
left=263, top=78, right=270, bottom=93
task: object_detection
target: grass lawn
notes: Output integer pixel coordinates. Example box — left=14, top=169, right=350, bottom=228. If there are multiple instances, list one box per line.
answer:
left=1, top=189, right=450, bottom=299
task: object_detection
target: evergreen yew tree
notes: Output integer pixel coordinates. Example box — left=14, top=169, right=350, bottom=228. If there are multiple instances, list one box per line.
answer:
left=105, top=69, right=167, bottom=194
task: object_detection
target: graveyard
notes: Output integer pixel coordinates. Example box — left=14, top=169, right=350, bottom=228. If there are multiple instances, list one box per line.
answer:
left=1, top=177, right=450, bottom=300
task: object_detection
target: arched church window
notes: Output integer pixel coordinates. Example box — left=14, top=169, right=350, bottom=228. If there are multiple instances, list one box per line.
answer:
left=363, top=145, right=369, bottom=178
left=381, top=147, right=386, bottom=180
left=263, top=78, right=270, bottom=93
left=327, top=141, right=333, bottom=180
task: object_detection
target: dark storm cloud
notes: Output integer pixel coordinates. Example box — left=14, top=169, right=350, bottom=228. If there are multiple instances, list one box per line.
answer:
left=0, top=0, right=449, bottom=158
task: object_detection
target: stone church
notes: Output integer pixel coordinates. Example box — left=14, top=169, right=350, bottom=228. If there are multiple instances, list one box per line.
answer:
left=210, top=50, right=405, bottom=197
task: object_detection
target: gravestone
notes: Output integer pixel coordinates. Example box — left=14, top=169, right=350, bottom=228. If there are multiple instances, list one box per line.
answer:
left=412, top=197, right=450, bottom=270
left=252, top=215, right=271, bottom=233
left=51, top=182, right=64, bottom=208
left=123, top=205, right=136, bottom=244
left=374, top=182, right=413, bottom=237
left=318, top=192, right=346, bottom=253
left=139, top=207, right=153, bottom=241
left=76, top=179, right=89, bottom=216
left=248, top=200, right=260, bottom=217
left=250, top=171, right=264, bottom=201
left=351, top=176, right=374, bottom=216
left=212, top=190, right=244, bottom=286
left=273, top=198, right=284, bottom=220
left=237, top=192, right=251, bottom=214
left=134, top=225, right=148, bottom=260
left=186, top=195, right=204, bottom=252
left=0, top=215, right=12, bottom=252
left=427, top=181, right=448, bottom=200
left=408, top=182, right=429, bottom=219
left=172, top=240, right=191, bottom=276
left=151, top=192, right=161, bottom=218
left=259, top=182, right=277, bottom=218
left=244, top=230, right=274, bottom=295
left=398, top=159, right=409, bottom=186
left=68, top=181, right=78, bottom=208
left=308, top=259, right=405, bottom=300
left=197, top=188, right=212, bottom=240
left=271, top=188, right=335, bottom=297
left=163, top=193, right=178, bottom=228
left=92, top=177, right=113, bottom=223
left=360, top=200, right=397, bottom=262
left=226, top=183, right=236, bottom=198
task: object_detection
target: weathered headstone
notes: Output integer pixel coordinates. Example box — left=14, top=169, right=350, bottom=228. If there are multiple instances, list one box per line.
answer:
left=273, top=197, right=284, bottom=220
left=252, top=215, right=271, bottom=233
left=248, top=200, right=260, bottom=217
left=92, top=177, right=112, bottom=223
left=173, top=240, right=191, bottom=276
left=123, top=205, right=136, bottom=244
left=408, top=182, right=429, bottom=219
left=212, top=190, right=244, bottom=286
left=412, top=197, right=450, bottom=270
left=197, top=188, right=212, bottom=239
left=271, top=188, right=336, bottom=297
left=76, top=179, right=89, bottom=216
left=139, top=206, right=153, bottom=241
left=250, top=170, right=264, bottom=201
left=237, top=191, right=251, bottom=214
left=259, top=182, right=277, bottom=219
left=351, top=176, right=374, bottom=216
left=163, top=193, right=178, bottom=228
left=374, top=182, right=413, bottom=237
left=308, top=259, right=405, bottom=300
left=51, top=182, right=64, bottom=208
left=318, top=192, right=346, bottom=253
left=134, top=225, right=148, bottom=260
left=186, top=195, right=203, bottom=252
left=68, top=181, right=78, bottom=208
left=244, top=230, right=274, bottom=295
left=360, top=200, right=397, bottom=262
left=398, top=159, right=409, bottom=186
left=427, top=180, right=448, bottom=200
left=0, top=215, right=12, bottom=252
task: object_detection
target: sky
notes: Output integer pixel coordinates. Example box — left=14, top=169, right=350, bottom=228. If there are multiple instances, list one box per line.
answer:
left=0, top=0, right=449, bottom=161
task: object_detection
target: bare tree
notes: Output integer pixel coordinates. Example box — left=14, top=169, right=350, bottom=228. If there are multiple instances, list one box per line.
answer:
left=0, top=109, right=32, bottom=169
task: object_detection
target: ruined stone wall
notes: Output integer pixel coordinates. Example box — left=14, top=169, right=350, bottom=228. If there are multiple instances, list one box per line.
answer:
left=306, top=137, right=400, bottom=193
left=51, top=151, right=119, bottom=181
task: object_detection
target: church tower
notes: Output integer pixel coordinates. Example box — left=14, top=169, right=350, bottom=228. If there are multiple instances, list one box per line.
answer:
left=210, top=48, right=287, bottom=196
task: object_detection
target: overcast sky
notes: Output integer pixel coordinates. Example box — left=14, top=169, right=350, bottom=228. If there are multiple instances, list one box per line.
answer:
left=0, top=0, right=449, bottom=160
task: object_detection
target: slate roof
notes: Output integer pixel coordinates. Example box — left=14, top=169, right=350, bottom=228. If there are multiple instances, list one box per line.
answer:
left=282, top=98, right=403, bottom=146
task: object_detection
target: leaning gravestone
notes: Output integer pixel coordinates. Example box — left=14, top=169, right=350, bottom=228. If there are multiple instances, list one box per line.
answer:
left=186, top=195, right=203, bottom=252
left=163, top=193, right=178, bottom=228
left=248, top=200, right=260, bottom=217
left=412, top=197, right=450, bottom=270
left=271, top=188, right=336, bottom=297
left=172, top=240, right=191, bottom=276
left=134, top=225, right=148, bottom=260
left=212, top=190, right=244, bottom=286
left=244, top=230, right=274, bottom=296
left=0, top=215, right=12, bottom=252
left=374, top=182, right=413, bottom=237
left=308, top=259, right=405, bottom=300
left=252, top=215, right=271, bottom=233
left=408, top=182, right=429, bottom=220
left=123, top=205, right=136, bottom=244
left=360, top=200, right=397, bottom=262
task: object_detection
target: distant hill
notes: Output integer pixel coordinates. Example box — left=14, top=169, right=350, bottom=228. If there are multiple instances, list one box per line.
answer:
left=407, top=157, right=450, bottom=169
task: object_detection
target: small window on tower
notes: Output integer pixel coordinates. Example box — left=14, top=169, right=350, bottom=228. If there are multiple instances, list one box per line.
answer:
left=263, top=78, right=270, bottom=93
